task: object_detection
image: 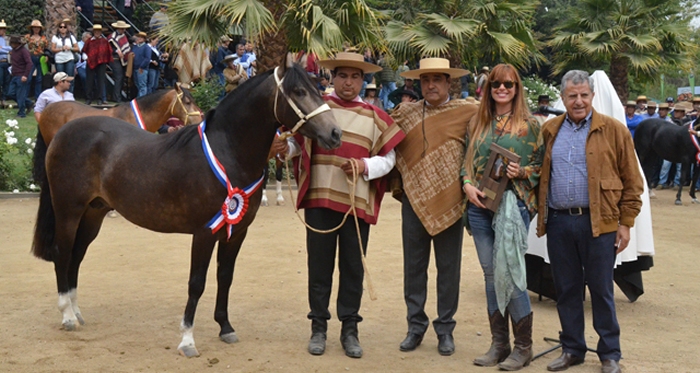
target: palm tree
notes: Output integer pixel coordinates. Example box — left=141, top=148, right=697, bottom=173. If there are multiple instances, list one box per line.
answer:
left=549, top=0, right=696, bottom=101
left=161, top=0, right=386, bottom=72
left=381, top=0, right=544, bottom=71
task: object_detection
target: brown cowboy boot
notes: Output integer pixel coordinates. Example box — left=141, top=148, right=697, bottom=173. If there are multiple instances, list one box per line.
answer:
left=473, top=311, right=511, bottom=366
left=498, top=312, right=533, bottom=371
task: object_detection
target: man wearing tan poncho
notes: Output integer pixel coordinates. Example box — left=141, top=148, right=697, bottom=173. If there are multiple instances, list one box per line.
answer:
left=391, top=58, right=478, bottom=356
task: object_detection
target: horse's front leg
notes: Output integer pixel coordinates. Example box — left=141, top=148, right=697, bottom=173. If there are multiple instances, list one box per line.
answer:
left=214, top=228, right=247, bottom=344
left=676, top=162, right=689, bottom=205
left=691, top=162, right=700, bottom=203
left=178, top=233, right=217, bottom=358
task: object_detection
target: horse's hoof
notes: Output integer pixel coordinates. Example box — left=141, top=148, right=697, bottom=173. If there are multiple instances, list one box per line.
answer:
left=276, top=196, right=285, bottom=206
left=62, top=320, right=76, bottom=331
left=178, top=345, right=200, bottom=358
left=261, top=196, right=269, bottom=207
left=219, top=332, right=239, bottom=344
left=675, top=200, right=683, bottom=205
left=76, top=313, right=85, bottom=326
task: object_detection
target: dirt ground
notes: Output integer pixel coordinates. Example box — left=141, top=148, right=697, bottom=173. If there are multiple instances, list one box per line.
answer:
left=1, top=188, right=699, bottom=373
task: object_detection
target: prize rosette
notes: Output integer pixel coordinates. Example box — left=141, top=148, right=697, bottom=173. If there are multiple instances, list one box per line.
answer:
left=222, top=187, right=248, bottom=226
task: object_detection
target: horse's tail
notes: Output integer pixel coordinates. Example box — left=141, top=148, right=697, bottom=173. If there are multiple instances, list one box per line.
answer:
left=32, top=172, right=58, bottom=262
left=32, top=128, right=47, bottom=184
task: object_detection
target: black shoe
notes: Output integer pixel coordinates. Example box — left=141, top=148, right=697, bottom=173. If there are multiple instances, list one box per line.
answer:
left=340, top=334, right=362, bottom=358
left=86, top=100, right=92, bottom=105
left=308, top=332, right=326, bottom=356
left=399, top=332, right=423, bottom=352
left=437, top=334, right=455, bottom=356
left=601, top=359, right=621, bottom=373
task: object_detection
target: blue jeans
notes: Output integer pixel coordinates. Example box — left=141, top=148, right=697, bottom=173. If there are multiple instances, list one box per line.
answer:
left=135, top=69, right=148, bottom=97
left=379, top=81, right=396, bottom=111
left=55, top=60, right=76, bottom=92
left=0, top=61, right=10, bottom=100
left=546, top=210, right=620, bottom=361
left=659, top=160, right=680, bottom=186
left=467, top=201, right=531, bottom=322
left=147, top=68, right=160, bottom=94
left=7, top=76, right=29, bottom=116
left=30, top=55, right=43, bottom=98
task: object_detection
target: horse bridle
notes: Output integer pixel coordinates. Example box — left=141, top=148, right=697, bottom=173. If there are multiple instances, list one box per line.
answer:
left=273, top=66, right=331, bottom=136
left=168, top=89, right=202, bottom=126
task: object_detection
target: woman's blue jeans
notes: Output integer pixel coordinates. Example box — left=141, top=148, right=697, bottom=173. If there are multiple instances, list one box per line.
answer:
left=30, top=55, right=43, bottom=98
left=55, top=60, right=76, bottom=92
left=467, top=201, right=531, bottom=322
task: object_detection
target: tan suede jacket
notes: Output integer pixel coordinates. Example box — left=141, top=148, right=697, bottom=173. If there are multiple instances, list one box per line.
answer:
left=536, top=109, right=644, bottom=237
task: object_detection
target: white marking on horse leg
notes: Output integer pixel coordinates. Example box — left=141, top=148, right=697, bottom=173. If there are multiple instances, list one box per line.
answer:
left=57, top=291, right=78, bottom=331
left=68, top=289, right=85, bottom=325
left=276, top=181, right=285, bottom=205
left=261, top=190, right=269, bottom=206
left=177, top=320, right=200, bottom=357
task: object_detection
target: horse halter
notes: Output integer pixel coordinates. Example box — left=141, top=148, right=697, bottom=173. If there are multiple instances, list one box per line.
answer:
left=169, top=90, right=202, bottom=126
left=273, top=66, right=331, bottom=137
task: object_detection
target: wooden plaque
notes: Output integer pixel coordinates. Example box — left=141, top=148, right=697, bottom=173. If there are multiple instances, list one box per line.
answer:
left=478, top=143, right=521, bottom=212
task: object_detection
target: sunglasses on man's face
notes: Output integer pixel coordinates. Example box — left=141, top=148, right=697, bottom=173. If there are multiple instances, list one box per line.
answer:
left=491, top=80, right=516, bottom=89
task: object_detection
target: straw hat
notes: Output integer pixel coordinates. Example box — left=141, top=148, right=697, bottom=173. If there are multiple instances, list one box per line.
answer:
left=692, top=96, right=700, bottom=103
left=625, top=101, right=636, bottom=107
left=318, top=52, right=382, bottom=74
left=220, top=35, right=232, bottom=43
left=365, top=83, right=377, bottom=90
left=323, top=87, right=335, bottom=95
left=134, top=31, right=148, bottom=39
left=0, top=20, right=6, bottom=29
left=53, top=72, right=74, bottom=83
left=111, top=20, right=131, bottom=29
left=91, top=24, right=103, bottom=31
left=59, top=18, right=72, bottom=26
left=636, top=95, right=647, bottom=102
left=658, top=103, right=669, bottom=109
left=400, top=58, right=469, bottom=79
left=481, top=66, right=489, bottom=72
left=646, top=101, right=657, bottom=108
left=27, top=20, right=43, bottom=29
left=223, top=54, right=237, bottom=63
left=675, top=102, right=692, bottom=112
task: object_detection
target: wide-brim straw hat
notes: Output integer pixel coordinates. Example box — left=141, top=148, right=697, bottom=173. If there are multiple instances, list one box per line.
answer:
left=400, top=58, right=469, bottom=79
left=111, top=20, right=131, bottom=29
left=223, top=54, right=237, bottom=62
left=647, top=101, right=657, bottom=108
left=692, top=96, right=700, bottom=103
left=636, top=95, right=647, bottom=102
left=60, top=18, right=72, bottom=26
left=0, top=20, right=6, bottom=28
left=365, top=83, right=377, bottom=90
left=658, top=103, right=669, bottom=109
left=318, top=52, right=382, bottom=74
left=92, top=24, right=103, bottom=31
left=625, top=101, right=637, bottom=107
left=675, top=101, right=692, bottom=112
left=135, top=31, right=148, bottom=39
left=27, top=20, right=43, bottom=29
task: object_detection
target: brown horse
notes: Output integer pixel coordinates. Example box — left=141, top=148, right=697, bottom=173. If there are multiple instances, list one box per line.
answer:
left=31, top=64, right=341, bottom=357
left=33, top=85, right=203, bottom=182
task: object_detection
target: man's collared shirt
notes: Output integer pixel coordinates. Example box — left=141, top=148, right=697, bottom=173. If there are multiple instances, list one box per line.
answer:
left=548, top=110, right=592, bottom=209
left=640, top=112, right=658, bottom=119
left=35, top=87, right=75, bottom=114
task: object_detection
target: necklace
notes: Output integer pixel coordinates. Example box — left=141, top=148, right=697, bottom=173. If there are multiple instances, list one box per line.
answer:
left=495, top=110, right=512, bottom=122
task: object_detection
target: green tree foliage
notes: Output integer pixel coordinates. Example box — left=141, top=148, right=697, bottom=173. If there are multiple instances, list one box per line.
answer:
left=549, top=0, right=697, bottom=101
left=0, top=0, right=44, bottom=36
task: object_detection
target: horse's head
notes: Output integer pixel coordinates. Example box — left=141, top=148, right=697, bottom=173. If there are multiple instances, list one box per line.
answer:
left=273, top=64, right=342, bottom=149
left=170, top=84, right=204, bottom=126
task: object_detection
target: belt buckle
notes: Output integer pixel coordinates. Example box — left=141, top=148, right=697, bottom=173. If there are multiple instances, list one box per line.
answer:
left=568, top=207, right=583, bottom=216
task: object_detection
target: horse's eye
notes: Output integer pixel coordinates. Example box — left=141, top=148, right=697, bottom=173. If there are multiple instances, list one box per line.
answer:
left=292, top=87, right=307, bottom=97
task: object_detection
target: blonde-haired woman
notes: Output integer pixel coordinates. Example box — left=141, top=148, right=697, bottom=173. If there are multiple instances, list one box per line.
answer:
left=462, top=63, right=543, bottom=371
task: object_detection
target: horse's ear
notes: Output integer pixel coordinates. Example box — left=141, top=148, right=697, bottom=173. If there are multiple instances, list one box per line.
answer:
left=277, top=63, right=287, bottom=80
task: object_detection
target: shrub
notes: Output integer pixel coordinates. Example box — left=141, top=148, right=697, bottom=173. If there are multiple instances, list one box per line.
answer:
left=189, top=78, right=224, bottom=114
left=0, top=118, right=35, bottom=191
left=521, top=76, right=560, bottom=111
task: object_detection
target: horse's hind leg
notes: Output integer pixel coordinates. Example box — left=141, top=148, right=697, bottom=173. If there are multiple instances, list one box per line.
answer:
left=691, top=163, right=700, bottom=204
left=214, top=229, right=247, bottom=344
left=52, top=210, right=85, bottom=331
left=676, top=163, right=690, bottom=205
left=66, top=207, right=111, bottom=326
left=178, top=233, right=217, bottom=358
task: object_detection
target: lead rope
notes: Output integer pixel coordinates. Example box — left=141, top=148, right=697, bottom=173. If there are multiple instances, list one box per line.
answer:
left=282, top=156, right=377, bottom=301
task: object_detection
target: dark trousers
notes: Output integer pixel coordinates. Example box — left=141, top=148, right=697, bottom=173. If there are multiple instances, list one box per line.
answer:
left=109, top=59, right=126, bottom=102
left=85, top=63, right=107, bottom=102
left=305, top=208, right=369, bottom=333
left=7, top=76, right=29, bottom=116
left=546, top=209, right=621, bottom=361
left=0, top=61, right=10, bottom=100
left=401, top=195, right=463, bottom=336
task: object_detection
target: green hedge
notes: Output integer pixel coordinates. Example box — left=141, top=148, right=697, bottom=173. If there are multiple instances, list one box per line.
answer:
left=0, top=0, right=44, bottom=36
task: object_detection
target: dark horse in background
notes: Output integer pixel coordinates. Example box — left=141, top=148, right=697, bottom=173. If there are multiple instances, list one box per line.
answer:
left=33, top=85, right=203, bottom=183
left=634, top=117, right=700, bottom=205
left=31, top=64, right=341, bottom=357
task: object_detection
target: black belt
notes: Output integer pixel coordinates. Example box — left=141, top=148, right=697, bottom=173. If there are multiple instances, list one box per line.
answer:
left=550, top=207, right=589, bottom=216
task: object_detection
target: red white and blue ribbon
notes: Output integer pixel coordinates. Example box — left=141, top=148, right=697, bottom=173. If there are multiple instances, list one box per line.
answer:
left=130, top=99, right=147, bottom=131
left=198, top=120, right=265, bottom=239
